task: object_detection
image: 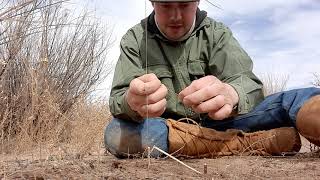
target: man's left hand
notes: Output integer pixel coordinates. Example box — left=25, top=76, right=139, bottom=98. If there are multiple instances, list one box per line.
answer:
left=178, top=76, right=239, bottom=120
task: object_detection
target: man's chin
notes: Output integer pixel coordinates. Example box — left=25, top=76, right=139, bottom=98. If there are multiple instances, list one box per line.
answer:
left=165, top=33, right=185, bottom=41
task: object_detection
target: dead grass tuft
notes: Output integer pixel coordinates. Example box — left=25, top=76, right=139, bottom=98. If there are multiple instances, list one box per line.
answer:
left=0, top=0, right=113, bottom=156
left=312, top=73, right=320, bottom=87
left=259, top=73, right=289, bottom=96
left=67, top=99, right=111, bottom=156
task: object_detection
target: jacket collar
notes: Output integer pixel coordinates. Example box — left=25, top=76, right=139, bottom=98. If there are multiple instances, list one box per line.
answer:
left=141, top=9, right=208, bottom=42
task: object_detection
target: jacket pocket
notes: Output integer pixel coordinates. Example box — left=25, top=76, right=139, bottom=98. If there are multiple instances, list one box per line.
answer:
left=154, top=69, right=173, bottom=79
left=149, top=65, right=173, bottom=79
left=188, top=59, right=207, bottom=80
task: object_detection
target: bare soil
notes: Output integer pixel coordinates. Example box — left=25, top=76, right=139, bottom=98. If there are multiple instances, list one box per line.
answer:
left=1, top=138, right=320, bottom=179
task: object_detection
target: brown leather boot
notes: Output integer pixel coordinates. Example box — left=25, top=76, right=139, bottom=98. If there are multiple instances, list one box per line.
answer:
left=167, top=119, right=301, bottom=158
left=296, top=95, right=320, bottom=146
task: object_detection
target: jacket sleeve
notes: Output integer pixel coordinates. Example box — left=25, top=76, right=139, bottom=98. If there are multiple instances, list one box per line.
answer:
left=209, top=22, right=264, bottom=114
left=108, top=29, right=145, bottom=122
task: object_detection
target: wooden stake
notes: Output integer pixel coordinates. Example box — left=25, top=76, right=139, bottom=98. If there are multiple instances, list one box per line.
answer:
left=147, top=146, right=151, bottom=178
left=204, top=163, right=207, bottom=174
left=148, top=147, right=151, bottom=167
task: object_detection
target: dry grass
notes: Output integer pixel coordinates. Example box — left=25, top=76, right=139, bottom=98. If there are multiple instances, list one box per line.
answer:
left=0, top=0, right=113, bottom=156
left=312, top=73, right=320, bottom=87
left=259, top=73, right=289, bottom=96
left=1, top=96, right=111, bottom=155
left=67, top=99, right=111, bottom=157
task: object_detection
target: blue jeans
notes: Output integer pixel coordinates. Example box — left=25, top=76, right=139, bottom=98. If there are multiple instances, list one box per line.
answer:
left=104, top=87, right=320, bottom=158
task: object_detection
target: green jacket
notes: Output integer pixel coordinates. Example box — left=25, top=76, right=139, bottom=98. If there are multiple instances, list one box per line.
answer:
left=109, top=10, right=264, bottom=122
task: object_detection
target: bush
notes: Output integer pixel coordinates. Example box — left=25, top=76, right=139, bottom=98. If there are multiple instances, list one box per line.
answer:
left=0, top=0, right=113, bottom=152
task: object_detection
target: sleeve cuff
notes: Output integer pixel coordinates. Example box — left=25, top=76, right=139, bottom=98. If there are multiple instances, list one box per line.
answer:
left=227, top=83, right=250, bottom=114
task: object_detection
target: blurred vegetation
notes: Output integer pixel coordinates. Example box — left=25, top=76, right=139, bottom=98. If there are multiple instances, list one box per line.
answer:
left=259, top=73, right=289, bottom=96
left=312, top=73, right=320, bottom=87
left=0, top=0, right=113, bottom=153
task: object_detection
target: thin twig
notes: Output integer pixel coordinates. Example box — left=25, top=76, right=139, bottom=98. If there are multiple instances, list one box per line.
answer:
left=151, top=146, right=202, bottom=175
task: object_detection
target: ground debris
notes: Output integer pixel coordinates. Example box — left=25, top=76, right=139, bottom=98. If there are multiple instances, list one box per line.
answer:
left=1, top=150, right=320, bottom=179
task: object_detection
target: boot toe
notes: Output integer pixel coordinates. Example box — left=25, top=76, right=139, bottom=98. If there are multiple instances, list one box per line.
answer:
left=275, top=127, right=301, bottom=154
left=297, top=95, right=320, bottom=146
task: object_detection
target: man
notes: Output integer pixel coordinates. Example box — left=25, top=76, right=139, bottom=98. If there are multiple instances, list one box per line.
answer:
left=105, top=0, right=320, bottom=158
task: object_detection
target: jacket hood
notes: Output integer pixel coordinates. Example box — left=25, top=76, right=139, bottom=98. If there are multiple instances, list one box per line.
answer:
left=141, top=9, right=207, bottom=41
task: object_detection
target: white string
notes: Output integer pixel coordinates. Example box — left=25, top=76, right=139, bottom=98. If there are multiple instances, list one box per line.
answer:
left=204, top=0, right=222, bottom=10
left=144, top=0, right=150, bottom=146
left=144, top=1, right=151, bottom=176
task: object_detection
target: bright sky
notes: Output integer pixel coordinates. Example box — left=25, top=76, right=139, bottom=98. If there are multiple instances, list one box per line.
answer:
left=74, top=0, right=320, bottom=97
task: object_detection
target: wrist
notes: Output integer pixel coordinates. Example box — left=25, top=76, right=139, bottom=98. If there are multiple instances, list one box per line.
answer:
left=125, top=90, right=138, bottom=112
left=225, top=83, right=239, bottom=107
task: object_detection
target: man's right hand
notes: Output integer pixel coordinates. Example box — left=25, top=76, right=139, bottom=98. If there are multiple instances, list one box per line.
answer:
left=126, top=73, right=168, bottom=118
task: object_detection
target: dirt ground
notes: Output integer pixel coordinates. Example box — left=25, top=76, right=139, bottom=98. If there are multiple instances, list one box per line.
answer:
left=1, top=138, right=320, bottom=180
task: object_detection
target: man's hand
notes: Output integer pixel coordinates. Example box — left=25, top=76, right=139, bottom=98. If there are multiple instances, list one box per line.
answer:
left=178, top=76, right=239, bottom=120
left=126, top=73, right=168, bottom=118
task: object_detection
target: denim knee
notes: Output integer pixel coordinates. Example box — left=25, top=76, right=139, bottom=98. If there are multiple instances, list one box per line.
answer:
left=104, top=117, right=169, bottom=158
left=284, top=87, right=320, bottom=123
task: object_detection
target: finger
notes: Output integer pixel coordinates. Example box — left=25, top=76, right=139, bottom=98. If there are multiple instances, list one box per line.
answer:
left=129, top=78, right=147, bottom=95
left=178, top=80, right=206, bottom=101
left=130, top=75, right=161, bottom=96
left=183, top=83, right=223, bottom=106
left=128, top=84, right=167, bottom=108
left=139, top=74, right=161, bottom=95
left=208, top=104, right=233, bottom=120
left=147, top=106, right=166, bottom=118
left=178, top=76, right=219, bottom=101
left=139, top=99, right=167, bottom=117
left=138, top=73, right=158, bottom=83
left=192, top=94, right=225, bottom=113
left=146, top=84, right=168, bottom=104
left=127, top=93, right=146, bottom=108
